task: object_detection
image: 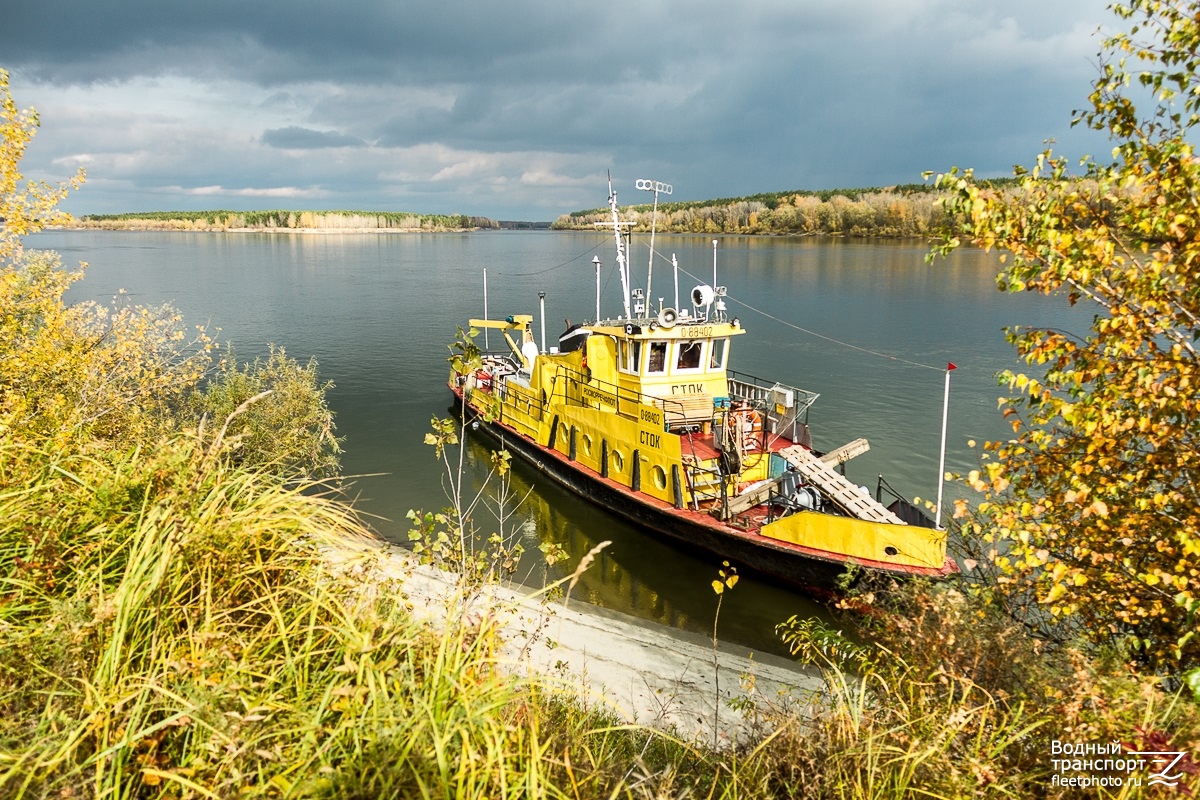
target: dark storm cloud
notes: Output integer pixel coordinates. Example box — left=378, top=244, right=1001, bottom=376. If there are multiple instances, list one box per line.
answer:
left=2, top=0, right=647, bottom=87
left=4, top=0, right=1116, bottom=219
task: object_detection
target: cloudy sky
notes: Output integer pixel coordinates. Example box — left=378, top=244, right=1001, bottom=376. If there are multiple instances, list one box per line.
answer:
left=5, top=0, right=1115, bottom=221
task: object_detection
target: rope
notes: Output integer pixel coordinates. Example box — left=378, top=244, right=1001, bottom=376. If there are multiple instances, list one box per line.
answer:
left=493, top=240, right=606, bottom=276
left=500, top=236, right=946, bottom=372
left=661, top=251, right=945, bottom=372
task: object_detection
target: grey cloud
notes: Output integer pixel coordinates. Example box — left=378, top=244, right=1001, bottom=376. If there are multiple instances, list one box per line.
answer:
left=7, top=0, right=1118, bottom=220
left=261, top=126, right=366, bottom=149
left=2, top=0, right=645, bottom=88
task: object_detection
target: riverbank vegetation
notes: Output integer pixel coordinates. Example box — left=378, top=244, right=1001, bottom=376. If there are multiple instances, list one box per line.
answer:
left=551, top=180, right=1021, bottom=237
left=6, top=0, right=1200, bottom=789
left=933, top=0, right=1200, bottom=679
left=74, top=209, right=499, bottom=232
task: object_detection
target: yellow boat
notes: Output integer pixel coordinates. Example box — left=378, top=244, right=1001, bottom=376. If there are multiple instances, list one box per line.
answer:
left=448, top=179, right=955, bottom=590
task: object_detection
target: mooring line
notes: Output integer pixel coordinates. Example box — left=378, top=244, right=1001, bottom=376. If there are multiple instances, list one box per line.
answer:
left=662, top=251, right=944, bottom=372
left=494, top=239, right=606, bottom=276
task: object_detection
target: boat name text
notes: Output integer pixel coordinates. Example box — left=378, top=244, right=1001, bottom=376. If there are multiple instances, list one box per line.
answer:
left=581, top=385, right=617, bottom=407
left=680, top=326, right=713, bottom=338
left=670, top=383, right=706, bottom=394
left=639, top=430, right=662, bottom=449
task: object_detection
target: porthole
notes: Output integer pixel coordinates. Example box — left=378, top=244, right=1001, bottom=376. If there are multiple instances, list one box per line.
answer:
left=884, top=546, right=899, bottom=557
left=582, top=434, right=593, bottom=455
left=651, top=465, right=668, bottom=490
left=610, top=450, right=625, bottom=473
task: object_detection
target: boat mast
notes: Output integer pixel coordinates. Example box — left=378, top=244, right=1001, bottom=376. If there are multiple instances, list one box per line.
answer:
left=606, top=173, right=632, bottom=320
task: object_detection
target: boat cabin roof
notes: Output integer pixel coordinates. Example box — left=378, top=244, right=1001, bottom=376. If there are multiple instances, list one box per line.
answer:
left=589, top=319, right=746, bottom=340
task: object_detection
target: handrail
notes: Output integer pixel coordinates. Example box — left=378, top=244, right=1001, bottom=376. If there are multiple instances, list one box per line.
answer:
left=551, top=364, right=686, bottom=424
left=726, top=369, right=819, bottom=409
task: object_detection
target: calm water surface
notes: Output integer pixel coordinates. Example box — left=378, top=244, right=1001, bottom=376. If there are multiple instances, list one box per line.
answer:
left=33, top=230, right=1092, bottom=654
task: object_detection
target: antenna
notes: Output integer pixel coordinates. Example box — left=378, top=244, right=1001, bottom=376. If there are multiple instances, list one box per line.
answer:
left=637, top=179, right=672, bottom=315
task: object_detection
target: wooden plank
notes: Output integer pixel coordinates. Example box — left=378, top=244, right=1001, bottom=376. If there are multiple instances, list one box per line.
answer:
left=725, top=439, right=870, bottom=518
left=819, top=437, right=870, bottom=466
left=777, top=445, right=904, bottom=524
left=725, top=475, right=786, bottom=517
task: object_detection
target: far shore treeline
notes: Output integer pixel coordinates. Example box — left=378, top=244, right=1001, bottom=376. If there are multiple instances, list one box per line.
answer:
left=552, top=180, right=1021, bottom=237
left=75, top=209, right=500, bottom=231
left=71, top=180, right=1022, bottom=236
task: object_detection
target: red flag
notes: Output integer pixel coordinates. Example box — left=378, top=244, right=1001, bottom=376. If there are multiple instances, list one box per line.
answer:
left=947, top=362, right=957, bottom=371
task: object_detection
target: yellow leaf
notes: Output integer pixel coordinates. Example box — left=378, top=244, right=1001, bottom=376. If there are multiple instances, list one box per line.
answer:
left=1043, top=583, right=1068, bottom=604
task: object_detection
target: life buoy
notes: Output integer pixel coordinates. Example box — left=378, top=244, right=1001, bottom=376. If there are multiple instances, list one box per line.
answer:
left=732, top=405, right=763, bottom=452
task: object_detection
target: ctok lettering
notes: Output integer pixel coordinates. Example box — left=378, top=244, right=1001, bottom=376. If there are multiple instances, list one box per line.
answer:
left=639, top=430, right=661, bottom=449
left=670, top=383, right=705, bottom=394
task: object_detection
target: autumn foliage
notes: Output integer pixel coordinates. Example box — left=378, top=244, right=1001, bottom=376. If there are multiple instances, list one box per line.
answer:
left=0, top=69, right=83, bottom=263
left=938, top=0, right=1200, bottom=673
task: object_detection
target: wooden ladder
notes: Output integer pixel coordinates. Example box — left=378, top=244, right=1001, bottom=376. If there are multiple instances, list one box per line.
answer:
left=777, top=445, right=904, bottom=524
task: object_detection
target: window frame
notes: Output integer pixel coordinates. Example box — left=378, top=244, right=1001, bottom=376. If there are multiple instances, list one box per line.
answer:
left=672, top=339, right=706, bottom=374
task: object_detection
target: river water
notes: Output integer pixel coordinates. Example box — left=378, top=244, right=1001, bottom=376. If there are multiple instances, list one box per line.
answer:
left=32, top=230, right=1091, bottom=654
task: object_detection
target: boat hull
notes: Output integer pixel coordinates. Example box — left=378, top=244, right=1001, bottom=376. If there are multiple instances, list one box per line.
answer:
left=453, top=387, right=954, bottom=592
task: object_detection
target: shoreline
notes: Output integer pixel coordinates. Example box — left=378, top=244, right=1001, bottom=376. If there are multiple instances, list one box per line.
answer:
left=321, top=532, right=823, bottom=745
left=50, top=224, right=928, bottom=240
left=53, top=224, right=485, bottom=235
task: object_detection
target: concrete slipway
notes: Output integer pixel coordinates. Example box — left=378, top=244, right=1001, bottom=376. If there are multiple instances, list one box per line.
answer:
left=324, top=533, right=825, bottom=745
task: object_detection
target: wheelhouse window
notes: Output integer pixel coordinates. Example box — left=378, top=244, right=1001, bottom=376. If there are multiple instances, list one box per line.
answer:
left=619, top=338, right=648, bottom=376
left=709, top=337, right=728, bottom=370
left=646, top=341, right=668, bottom=373
left=674, top=340, right=704, bottom=372
left=618, top=339, right=643, bottom=374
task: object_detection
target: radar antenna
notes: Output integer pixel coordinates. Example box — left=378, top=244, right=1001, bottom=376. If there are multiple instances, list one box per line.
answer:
left=636, top=178, right=672, bottom=316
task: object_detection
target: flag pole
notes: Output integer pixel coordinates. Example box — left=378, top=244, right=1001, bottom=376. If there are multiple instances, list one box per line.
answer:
left=935, top=362, right=956, bottom=529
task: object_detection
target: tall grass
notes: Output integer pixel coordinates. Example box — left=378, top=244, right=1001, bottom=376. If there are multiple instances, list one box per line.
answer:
left=0, top=435, right=557, bottom=797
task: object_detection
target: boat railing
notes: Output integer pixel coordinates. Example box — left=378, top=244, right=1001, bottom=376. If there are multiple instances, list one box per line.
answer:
left=499, top=381, right=544, bottom=439
left=550, top=364, right=687, bottom=426
left=726, top=370, right=818, bottom=446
